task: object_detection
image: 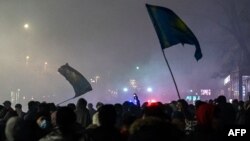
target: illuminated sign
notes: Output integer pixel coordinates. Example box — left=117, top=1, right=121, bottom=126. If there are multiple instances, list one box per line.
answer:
left=186, top=96, right=200, bottom=101
left=224, top=75, right=230, bottom=85
left=201, top=89, right=211, bottom=96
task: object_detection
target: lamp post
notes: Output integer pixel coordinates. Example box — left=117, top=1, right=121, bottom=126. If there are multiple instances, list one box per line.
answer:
left=24, top=24, right=29, bottom=29
left=24, top=23, right=31, bottom=66
left=44, top=62, right=48, bottom=71
left=25, top=55, right=30, bottom=65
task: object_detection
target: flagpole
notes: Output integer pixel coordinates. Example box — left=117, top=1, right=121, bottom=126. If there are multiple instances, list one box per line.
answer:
left=161, top=49, right=181, bottom=99
left=57, top=97, right=75, bottom=106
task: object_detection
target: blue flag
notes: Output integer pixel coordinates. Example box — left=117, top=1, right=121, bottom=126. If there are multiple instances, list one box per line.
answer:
left=146, top=4, right=202, bottom=61
left=58, top=63, right=92, bottom=98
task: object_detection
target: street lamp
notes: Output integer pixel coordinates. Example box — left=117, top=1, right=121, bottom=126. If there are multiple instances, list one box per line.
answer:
left=24, top=23, right=30, bottom=66
left=44, top=62, right=48, bottom=71
left=147, top=87, right=153, bottom=93
left=123, top=87, right=128, bottom=92
left=95, top=75, right=100, bottom=83
left=24, top=23, right=29, bottom=29
left=26, top=55, right=30, bottom=65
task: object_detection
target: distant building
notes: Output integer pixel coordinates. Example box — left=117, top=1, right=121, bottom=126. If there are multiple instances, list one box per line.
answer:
left=224, top=68, right=250, bottom=101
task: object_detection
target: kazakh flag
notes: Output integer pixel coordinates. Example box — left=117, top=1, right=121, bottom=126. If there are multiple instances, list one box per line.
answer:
left=146, top=4, right=202, bottom=61
left=58, top=63, right=92, bottom=98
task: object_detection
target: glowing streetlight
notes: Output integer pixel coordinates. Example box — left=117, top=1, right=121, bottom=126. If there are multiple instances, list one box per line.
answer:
left=44, top=62, right=48, bottom=71
left=147, top=87, right=153, bottom=93
left=26, top=55, right=30, bottom=65
left=123, top=87, right=128, bottom=92
left=24, top=23, right=29, bottom=29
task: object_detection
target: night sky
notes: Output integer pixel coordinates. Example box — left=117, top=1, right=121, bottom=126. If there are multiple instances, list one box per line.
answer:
left=0, top=0, right=249, bottom=108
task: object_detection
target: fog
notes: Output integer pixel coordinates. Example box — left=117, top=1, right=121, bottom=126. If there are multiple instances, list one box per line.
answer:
left=0, top=0, right=249, bottom=109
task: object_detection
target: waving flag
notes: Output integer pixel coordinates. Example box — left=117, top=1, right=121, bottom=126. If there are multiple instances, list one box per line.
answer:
left=146, top=4, right=202, bottom=61
left=58, top=63, right=92, bottom=98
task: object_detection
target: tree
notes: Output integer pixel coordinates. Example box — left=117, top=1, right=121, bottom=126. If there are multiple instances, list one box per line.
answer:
left=214, top=0, right=250, bottom=77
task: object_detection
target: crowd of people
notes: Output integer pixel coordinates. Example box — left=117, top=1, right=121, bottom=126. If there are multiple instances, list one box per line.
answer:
left=0, top=95, right=249, bottom=141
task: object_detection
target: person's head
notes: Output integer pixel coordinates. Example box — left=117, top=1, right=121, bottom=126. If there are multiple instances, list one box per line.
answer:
left=67, top=103, right=76, bottom=111
left=87, top=103, right=94, bottom=109
left=28, top=101, right=37, bottom=111
left=76, top=98, right=87, bottom=110
left=38, top=103, right=50, bottom=115
left=3, top=100, right=11, bottom=108
left=142, top=102, right=165, bottom=119
left=114, top=103, right=123, bottom=115
left=96, top=102, right=104, bottom=110
left=56, top=106, right=76, bottom=128
left=216, top=95, right=227, bottom=104
left=98, top=104, right=116, bottom=127
left=48, top=103, right=57, bottom=113
left=176, top=99, right=188, bottom=112
left=15, top=104, right=22, bottom=111
left=195, top=100, right=205, bottom=110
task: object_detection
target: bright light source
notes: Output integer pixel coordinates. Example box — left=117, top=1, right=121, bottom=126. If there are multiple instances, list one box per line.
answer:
left=229, top=99, right=233, bottom=103
left=25, top=56, right=30, bottom=65
left=147, top=99, right=157, bottom=106
left=150, top=99, right=156, bottom=103
left=123, top=87, right=128, bottom=92
left=90, top=78, right=95, bottom=83
left=24, top=24, right=29, bottom=29
left=136, top=66, right=139, bottom=70
left=147, top=87, right=152, bottom=92
left=44, top=62, right=48, bottom=65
